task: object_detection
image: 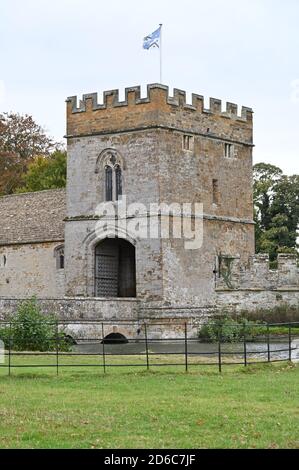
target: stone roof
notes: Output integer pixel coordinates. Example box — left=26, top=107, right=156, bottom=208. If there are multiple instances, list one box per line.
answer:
left=0, top=189, right=66, bottom=245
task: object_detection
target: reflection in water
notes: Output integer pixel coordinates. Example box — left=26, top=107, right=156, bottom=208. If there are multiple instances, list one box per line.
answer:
left=73, top=339, right=298, bottom=361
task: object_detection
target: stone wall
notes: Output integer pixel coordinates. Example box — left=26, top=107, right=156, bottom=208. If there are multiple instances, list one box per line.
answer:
left=0, top=297, right=209, bottom=339
left=0, top=242, right=65, bottom=298
left=215, top=253, right=299, bottom=312
left=65, top=129, right=164, bottom=300
left=0, top=189, right=66, bottom=299
left=216, top=289, right=299, bottom=313
left=0, top=297, right=139, bottom=321
left=216, top=253, right=299, bottom=290
left=151, top=127, right=253, bottom=221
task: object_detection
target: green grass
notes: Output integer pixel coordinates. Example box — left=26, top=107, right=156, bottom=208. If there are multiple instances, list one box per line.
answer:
left=0, top=354, right=298, bottom=449
left=267, top=326, right=299, bottom=335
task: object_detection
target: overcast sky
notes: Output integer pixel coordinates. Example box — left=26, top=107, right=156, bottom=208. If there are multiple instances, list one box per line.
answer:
left=1, top=0, right=298, bottom=174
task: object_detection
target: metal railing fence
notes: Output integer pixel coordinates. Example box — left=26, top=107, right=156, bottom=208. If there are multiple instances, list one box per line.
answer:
left=0, top=320, right=298, bottom=375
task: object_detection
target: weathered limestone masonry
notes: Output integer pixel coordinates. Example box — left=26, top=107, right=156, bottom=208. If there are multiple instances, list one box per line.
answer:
left=65, top=83, right=254, bottom=320
left=0, top=84, right=298, bottom=339
left=0, top=189, right=66, bottom=298
left=216, top=253, right=299, bottom=312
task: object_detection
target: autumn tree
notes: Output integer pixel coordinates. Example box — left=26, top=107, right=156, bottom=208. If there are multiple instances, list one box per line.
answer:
left=16, top=150, right=67, bottom=193
left=0, top=112, right=57, bottom=194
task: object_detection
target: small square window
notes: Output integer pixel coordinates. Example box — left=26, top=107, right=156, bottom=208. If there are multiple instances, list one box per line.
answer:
left=224, top=143, right=234, bottom=158
left=183, top=135, right=194, bottom=151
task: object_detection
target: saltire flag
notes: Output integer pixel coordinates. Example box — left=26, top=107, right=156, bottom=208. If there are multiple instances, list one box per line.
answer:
left=143, top=26, right=161, bottom=50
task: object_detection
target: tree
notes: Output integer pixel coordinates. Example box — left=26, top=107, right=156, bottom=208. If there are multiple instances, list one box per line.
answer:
left=253, top=163, right=299, bottom=262
left=271, top=175, right=299, bottom=246
left=16, top=150, right=67, bottom=193
left=253, top=163, right=283, bottom=230
left=0, top=150, right=22, bottom=195
left=0, top=112, right=55, bottom=160
left=0, top=112, right=56, bottom=194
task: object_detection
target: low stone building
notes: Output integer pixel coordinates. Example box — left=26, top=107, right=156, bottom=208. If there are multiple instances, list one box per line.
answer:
left=0, top=189, right=66, bottom=298
left=0, top=84, right=298, bottom=338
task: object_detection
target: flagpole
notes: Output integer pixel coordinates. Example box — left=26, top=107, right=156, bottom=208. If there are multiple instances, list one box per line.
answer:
left=159, top=24, right=163, bottom=83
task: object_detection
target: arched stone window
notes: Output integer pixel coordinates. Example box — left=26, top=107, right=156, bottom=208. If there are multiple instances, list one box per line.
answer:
left=105, top=166, right=113, bottom=201
left=96, top=149, right=124, bottom=202
left=54, top=245, right=64, bottom=270
left=115, top=164, right=122, bottom=200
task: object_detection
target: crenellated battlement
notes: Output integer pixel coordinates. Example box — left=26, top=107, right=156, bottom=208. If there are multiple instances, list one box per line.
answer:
left=66, top=84, right=253, bottom=142
left=67, top=84, right=253, bottom=121
left=216, top=254, right=299, bottom=291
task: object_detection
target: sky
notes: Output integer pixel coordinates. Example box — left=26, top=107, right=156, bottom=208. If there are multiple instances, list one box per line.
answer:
left=0, top=0, right=298, bottom=175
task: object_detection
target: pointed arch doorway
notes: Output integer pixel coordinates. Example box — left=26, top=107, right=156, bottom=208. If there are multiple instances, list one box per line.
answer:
left=95, top=238, right=136, bottom=298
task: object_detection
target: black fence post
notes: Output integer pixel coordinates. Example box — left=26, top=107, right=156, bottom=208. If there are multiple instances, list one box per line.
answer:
left=56, top=320, right=59, bottom=376
left=288, top=324, right=292, bottom=362
left=144, top=323, right=150, bottom=371
left=267, top=324, right=271, bottom=363
left=8, top=321, right=11, bottom=377
left=218, top=326, right=222, bottom=374
left=244, top=327, right=247, bottom=367
left=184, top=322, right=188, bottom=373
left=101, top=323, right=106, bottom=373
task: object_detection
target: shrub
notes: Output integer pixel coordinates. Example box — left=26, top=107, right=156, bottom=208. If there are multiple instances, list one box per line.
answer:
left=198, top=316, right=267, bottom=343
left=0, top=298, right=70, bottom=352
left=0, top=327, right=11, bottom=346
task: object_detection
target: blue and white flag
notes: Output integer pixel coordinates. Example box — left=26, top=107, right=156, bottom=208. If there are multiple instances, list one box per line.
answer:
left=143, top=26, right=161, bottom=50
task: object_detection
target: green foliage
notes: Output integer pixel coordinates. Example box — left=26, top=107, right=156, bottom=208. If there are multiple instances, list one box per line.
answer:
left=253, top=163, right=299, bottom=261
left=0, top=298, right=70, bottom=352
left=16, top=150, right=67, bottom=193
left=253, top=163, right=283, bottom=232
left=198, top=316, right=267, bottom=343
left=0, top=327, right=11, bottom=346
left=199, top=306, right=299, bottom=342
left=0, top=112, right=57, bottom=195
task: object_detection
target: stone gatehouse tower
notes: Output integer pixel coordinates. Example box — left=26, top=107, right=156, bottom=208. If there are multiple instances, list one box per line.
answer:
left=65, top=84, right=255, bottom=312
left=1, top=84, right=298, bottom=329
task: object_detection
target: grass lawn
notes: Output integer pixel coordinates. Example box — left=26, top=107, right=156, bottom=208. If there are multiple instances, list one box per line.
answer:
left=0, top=357, right=298, bottom=449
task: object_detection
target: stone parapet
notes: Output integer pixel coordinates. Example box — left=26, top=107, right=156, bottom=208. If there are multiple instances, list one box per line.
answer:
left=216, top=254, right=299, bottom=291
left=66, top=84, right=253, bottom=144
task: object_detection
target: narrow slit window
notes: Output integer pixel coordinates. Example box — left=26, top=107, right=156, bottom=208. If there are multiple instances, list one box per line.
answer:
left=105, top=166, right=113, bottom=201
left=225, top=143, right=234, bottom=158
left=115, top=165, right=122, bottom=200
left=212, top=179, right=219, bottom=205
left=183, top=135, right=194, bottom=151
left=55, top=246, right=65, bottom=270
left=59, top=253, right=64, bottom=270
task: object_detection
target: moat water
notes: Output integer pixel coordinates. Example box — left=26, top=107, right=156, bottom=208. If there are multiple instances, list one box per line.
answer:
left=73, top=338, right=299, bottom=362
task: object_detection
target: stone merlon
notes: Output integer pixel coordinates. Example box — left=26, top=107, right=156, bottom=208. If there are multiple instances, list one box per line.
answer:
left=66, top=84, right=253, bottom=145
